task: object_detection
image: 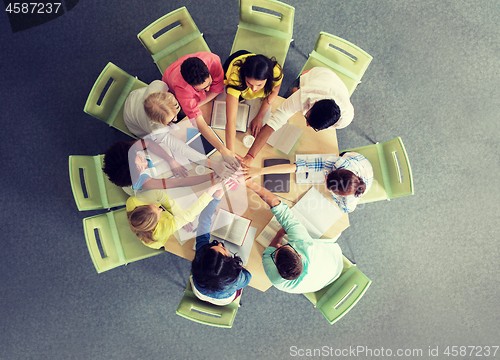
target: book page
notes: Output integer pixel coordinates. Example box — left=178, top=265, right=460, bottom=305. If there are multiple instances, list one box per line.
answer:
left=211, top=100, right=227, bottom=129
left=236, top=103, right=249, bottom=132
left=211, top=100, right=249, bottom=132
left=266, top=123, right=285, bottom=147
left=225, top=216, right=251, bottom=246
left=292, top=187, right=343, bottom=236
left=290, top=207, right=323, bottom=239
left=255, top=216, right=288, bottom=248
left=246, top=98, right=272, bottom=127
left=212, top=209, right=234, bottom=239
left=166, top=187, right=199, bottom=245
left=275, top=124, right=303, bottom=154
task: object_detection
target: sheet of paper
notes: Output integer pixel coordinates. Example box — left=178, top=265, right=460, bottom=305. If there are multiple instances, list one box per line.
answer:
left=266, top=123, right=302, bottom=154
left=292, top=187, right=343, bottom=236
left=167, top=187, right=200, bottom=245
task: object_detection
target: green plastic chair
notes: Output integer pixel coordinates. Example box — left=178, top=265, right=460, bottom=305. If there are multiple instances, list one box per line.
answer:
left=137, top=7, right=211, bottom=74
left=230, top=0, right=295, bottom=66
left=303, top=256, right=371, bottom=325
left=84, top=62, right=146, bottom=138
left=301, top=32, right=372, bottom=97
left=343, top=137, right=414, bottom=204
left=83, top=208, right=165, bottom=273
left=176, top=279, right=241, bottom=328
left=69, top=155, right=129, bottom=211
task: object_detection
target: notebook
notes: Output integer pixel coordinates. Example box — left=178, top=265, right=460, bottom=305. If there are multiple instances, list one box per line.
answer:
left=263, top=158, right=290, bottom=193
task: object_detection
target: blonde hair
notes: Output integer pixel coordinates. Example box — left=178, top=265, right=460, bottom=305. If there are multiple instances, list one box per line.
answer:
left=127, top=205, right=159, bottom=245
left=143, top=92, right=178, bottom=126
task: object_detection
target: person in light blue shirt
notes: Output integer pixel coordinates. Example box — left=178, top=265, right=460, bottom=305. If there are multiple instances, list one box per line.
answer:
left=246, top=180, right=344, bottom=294
left=191, top=189, right=252, bottom=305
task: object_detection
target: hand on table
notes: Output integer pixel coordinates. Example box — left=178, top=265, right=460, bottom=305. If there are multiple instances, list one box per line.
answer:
left=249, top=116, right=264, bottom=137
left=182, top=222, right=194, bottom=233
left=168, top=159, right=188, bottom=178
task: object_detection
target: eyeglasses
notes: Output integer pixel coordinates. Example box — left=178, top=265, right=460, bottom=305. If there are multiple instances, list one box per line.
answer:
left=270, top=243, right=298, bottom=265
left=210, top=240, right=236, bottom=256
left=211, top=239, right=225, bottom=248
left=193, top=75, right=212, bottom=92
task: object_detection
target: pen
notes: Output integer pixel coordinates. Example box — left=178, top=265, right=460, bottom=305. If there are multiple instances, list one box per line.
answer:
left=305, top=172, right=309, bottom=179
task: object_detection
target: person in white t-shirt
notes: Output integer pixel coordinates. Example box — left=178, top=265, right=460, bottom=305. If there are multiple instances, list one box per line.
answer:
left=240, top=67, right=354, bottom=166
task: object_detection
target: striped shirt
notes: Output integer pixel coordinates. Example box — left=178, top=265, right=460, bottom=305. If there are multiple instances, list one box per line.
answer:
left=295, top=152, right=373, bottom=213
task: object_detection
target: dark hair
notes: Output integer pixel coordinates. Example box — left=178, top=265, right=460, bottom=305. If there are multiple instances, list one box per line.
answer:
left=180, top=57, right=210, bottom=86
left=326, top=169, right=366, bottom=197
left=307, top=99, right=341, bottom=131
left=102, top=141, right=134, bottom=187
left=275, top=247, right=303, bottom=280
left=191, top=241, right=244, bottom=292
left=227, top=54, right=282, bottom=97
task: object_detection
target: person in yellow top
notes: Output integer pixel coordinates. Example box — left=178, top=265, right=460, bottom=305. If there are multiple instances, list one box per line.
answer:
left=223, top=51, right=283, bottom=151
left=126, top=178, right=226, bottom=249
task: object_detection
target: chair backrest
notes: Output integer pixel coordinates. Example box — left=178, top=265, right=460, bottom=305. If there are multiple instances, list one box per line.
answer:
left=303, top=256, right=371, bottom=325
left=301, top=32, right=372, bottom=96
left=176, top=279, right=240, bottom=328
left=230, top=0, right=294, bottom=65
left=69, top=155, right=129, bottom=211
left=84, top=62, right=145, bottom=138
left=83, top=208, right=165, bottom=273
left=345, top=137, right=413, bottom=203
left=137, top=7, right=210, bottom=74
left=380, top=137, right=413, bottom=199
left=239, top=0, right=294, bottom=35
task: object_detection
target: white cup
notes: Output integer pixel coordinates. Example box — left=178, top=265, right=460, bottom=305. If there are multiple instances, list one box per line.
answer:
left=243, top=135, right=255, bottom=148
left=195, top=165, right=206, bottom=175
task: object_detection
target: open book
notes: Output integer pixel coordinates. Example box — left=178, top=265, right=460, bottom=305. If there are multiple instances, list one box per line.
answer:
left=256, top=187, right=343, bottom=247
left=295, top=154, right=337, bottom=184
left=193, top=226, right=257, bottom=266
left=212, top=209, right=252, bottom=246
left=211, top=100, right=249, bottom=132
left=266, top=123, right=303, bottom=154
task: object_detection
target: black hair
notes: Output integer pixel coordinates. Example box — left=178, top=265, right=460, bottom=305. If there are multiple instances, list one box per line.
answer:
left=275, top=246, right=303, bottom=280
left=180, top=57, right=210, bottom=86
left=226, top=54, right=282, bottom=97
left=191, top=241, right=244, bottom=292
left=102, top=141, right=134, bottom=187
left=326, top=169, right=366, bottom=197
left=307, top=99, right=341, bottom=131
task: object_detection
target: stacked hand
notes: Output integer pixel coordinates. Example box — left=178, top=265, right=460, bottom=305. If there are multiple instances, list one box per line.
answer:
left=241, top=164, right=261, bottom=181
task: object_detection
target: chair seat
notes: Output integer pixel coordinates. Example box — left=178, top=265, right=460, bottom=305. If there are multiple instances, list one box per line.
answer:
left=350, top=145, right=389, bottom=204
left=176, top=279, right=241, bottom=328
